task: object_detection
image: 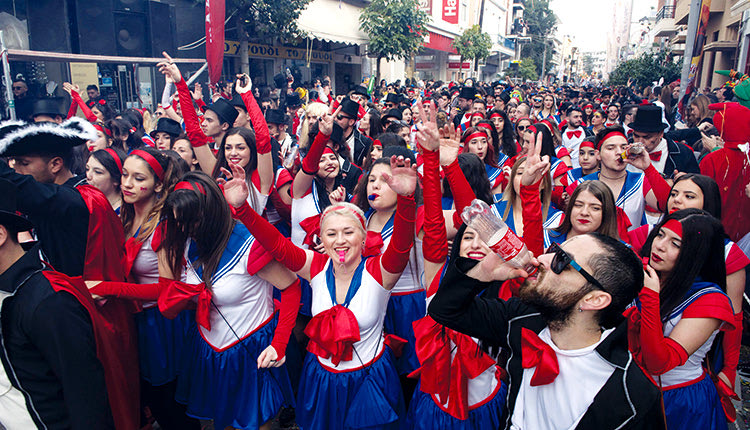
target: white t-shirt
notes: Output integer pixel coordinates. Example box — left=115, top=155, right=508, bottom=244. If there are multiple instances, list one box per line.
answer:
left=510, top=327, right=616, bottom=430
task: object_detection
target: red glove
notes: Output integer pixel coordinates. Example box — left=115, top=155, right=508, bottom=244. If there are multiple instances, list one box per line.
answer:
left=271, top=278, right=302, bottom=360
left=443, top=159, right=476, bottom=229
left=175, top=78, right=210, bottom=147
left=637, top=288, right=689, bottom=375
left=644, top=164, right=671, bottom=212
left=301, top=132, right=330, bottom=175
left=89, top=279, right=164, bottom=301
left=720, top=311, right=743, bottom=387
left=233, top=201, right=308, bottom=272
left=520, top=180, right=545, bottom=257
left=241, top=92, right=271, bottom=154
left=421, top=149, right=448, bottom=263
left=382, top=194, right=416, bottom=274
left=71, top=90, right=98, bottom=123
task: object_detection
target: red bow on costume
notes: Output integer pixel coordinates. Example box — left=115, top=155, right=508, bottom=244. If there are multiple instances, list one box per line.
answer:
left=521, top=328, right=560, bottom=386
left=649, top=151, right=662, bottom=161
left=363, top=231, right=384, bottom=257
left=123, top=237, right=143, bottom=277
left=566, top=130, right=582, bottom=139
left=408, top=316, right=497, bottom=420
left=158, top=279, right=212, bottom=331
left=305, top=305, right=361, bottom=366
left=299, top=214, right=321, bottom=248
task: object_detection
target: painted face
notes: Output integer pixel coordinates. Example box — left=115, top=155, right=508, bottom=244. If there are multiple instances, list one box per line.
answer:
left=201, top=109, right=225, bottom=137
left=121, top=156, right=161, bottom=205
left=570, top=190, right=603, bottom=234
left=578, top=147, right=598, bottom=172
left=317, top=151, right=340, bottom=179
left=224, top=134, right=252, bottom=168
left=458, top=227, right=492, bottom=260
left=367, top=163, right=398, bottom=211
left=649, top=225, right=681, bottom=273
left=466, top=135, right=488, bottom=161
left=667, top=179, right=704, bottom=213
left=320, top=213, right=365, bottom=264
left=596, top=136, right=627, bottom=172
left=87, top=130, right=109, bottom=152
left=11, top=155, right=55, bottom=183
left=86, top=156, right=117, bottom=196
left=154, top=132, right=172, bottom=151
left=173, top=139, right=197, bottom=168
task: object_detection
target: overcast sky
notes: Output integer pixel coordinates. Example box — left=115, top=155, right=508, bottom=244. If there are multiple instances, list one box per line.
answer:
left=549, top=0, right=655, bottom=52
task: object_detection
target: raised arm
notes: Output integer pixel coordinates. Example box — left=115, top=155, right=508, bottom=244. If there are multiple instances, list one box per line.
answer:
left=237, top=74, right=273, bottom=195
left=63, top=83, right=97, bottom=123
left=519, top=131, right=551, bottom=256
left=624, top=143, right=671, bottom=211
left=292, top=107, right=338, bottom=198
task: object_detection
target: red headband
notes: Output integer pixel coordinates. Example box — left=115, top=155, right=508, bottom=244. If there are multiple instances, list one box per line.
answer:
left=584, top=104, right=593, bottom=110
left=476, top=122, right=493, bottom=133
left=174, top=181, right=206, bottom=195
left=464, top=131, right=488, bottom=143
left=373, top=139, right=382, bottom=148
left=580, top=140, right=595, bottom=150
left=130, top=149, right=165, bottom=181
left=325, top=205, right=366, bottom=229
left=540, top=119, right=553, bottom=131
left=103, top=148, right=123, bottom=172
left=596, top=131, right=627, bottom=150
left=662, top=219, right=683, bottom=238
left=94, top=123, right=112, bottom=138
left=526, top=125, right=538, bottom=134
left=471, top=111, right=484, bottom=118
left=322, top=147, right=336, bottom=156
left=489, top=112, right=503, bottom=119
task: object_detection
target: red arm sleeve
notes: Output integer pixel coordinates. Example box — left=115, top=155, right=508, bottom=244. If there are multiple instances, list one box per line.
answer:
left=520, top=180, right=545, bottom=256
left=301, top=131, right=330, bottom=175
left=66, top=98, right=78, bottom=119
left=175, top=78, right=210, bottom=147
left=443, top=159, right=476, bottom=229
left=193, top=97, right=206, bottom=112
left=89, top=280, right=163, bottom=301
left=233, top=201, right=307, bottom=272
left=637, top=288, right=689, bottom=375
left=71, top=91, right=98, bottom=123
left=270, top=278, right=301, bottom=360
left=381, top=194, right=416, bottom=274
left=421, top=149, right=448, bottom=263
left=721, top=312, right=743, bottom=386
left=241, top=92, right=271, bottom=154
left=644, top=164, right=671, bottom=212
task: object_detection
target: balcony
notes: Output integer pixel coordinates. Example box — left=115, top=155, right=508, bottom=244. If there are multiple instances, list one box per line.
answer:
left=656, top=5, right=676, bottom=21
left=654, top=5, right=677, bottom=37
left=513, top=0, right=524, bottom=9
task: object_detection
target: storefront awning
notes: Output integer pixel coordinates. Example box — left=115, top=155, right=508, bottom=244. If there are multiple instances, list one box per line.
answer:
left=423, top=31, right=457, bottom=54
left=6, top=49, right=205, bottom=64
left=297, top=0, right=369, bottom=45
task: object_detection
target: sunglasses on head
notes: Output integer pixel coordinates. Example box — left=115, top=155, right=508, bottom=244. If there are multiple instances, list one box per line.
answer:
left=547, top=242, right=603, bottom=290
left=517, top=125, right=527, bottom=131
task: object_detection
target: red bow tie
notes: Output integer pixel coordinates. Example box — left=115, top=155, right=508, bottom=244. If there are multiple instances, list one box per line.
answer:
left=566, top=130, right=582, bottom=139
left=521, top=328, right=560, bottom=386
left=649, top=151, right=662, bottom=161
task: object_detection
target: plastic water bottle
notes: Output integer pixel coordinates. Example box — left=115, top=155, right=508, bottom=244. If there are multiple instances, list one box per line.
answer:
left=283, top=145, right=299, bottom=170
left=461, top=199, right=537, bottom=275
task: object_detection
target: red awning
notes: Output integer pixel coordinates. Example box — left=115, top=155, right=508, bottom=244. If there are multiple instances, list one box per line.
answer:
left=423, top=31, right=457, bottom=54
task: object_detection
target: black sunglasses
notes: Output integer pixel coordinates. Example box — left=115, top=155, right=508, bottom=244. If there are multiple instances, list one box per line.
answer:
left=517, top=125, right=527, bottom=131
left=336, top=114, right=354, bottom=121
left=548, top=242, right=603, bottom=290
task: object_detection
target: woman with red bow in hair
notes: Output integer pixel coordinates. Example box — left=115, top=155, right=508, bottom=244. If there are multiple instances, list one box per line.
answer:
left=223, top=149, right=417, bottom=430
left=628, top=209, right=736, bottom=429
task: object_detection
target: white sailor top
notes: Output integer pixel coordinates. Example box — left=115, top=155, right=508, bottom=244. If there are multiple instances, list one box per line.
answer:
left=561, top=126, right=586, bottom=168
left=246, top=170, right=269, bottom=216
left=571, top=170, right=647, bottom=229
left=657, top=283, right=734, bottom=388
left=365, top=210, right=425, bottom=295
left=184, top=222, right=275, bottom=351
left=130, top=229, right=161, bottom=309
left=291, top=185, right=323, bottom=249
left=309, top=254, right=391, bottom=371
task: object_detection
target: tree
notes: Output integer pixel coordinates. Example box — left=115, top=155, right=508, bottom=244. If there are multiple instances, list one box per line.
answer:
left=608, top=51, right=680, bottom=88
left=518, top=58, right=539, bottom=81
left=359, top=0, right=431, bottom=81
left=453, top=25, right=493, bottom=77
left=520, top=0, right=557, bottom=77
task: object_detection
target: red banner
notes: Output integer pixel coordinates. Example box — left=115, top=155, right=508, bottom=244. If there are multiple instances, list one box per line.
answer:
left=423, top=31, right=457, bottom=54
left=442, top=0, right=459, bottom=24
left=205, top=0, right=225, bottom=85
left=678, top=0, right=711, bottom=118
left=448, top=62, right=471, bottom=69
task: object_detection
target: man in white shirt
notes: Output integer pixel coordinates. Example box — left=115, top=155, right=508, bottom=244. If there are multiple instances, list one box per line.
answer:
left=561, top=106, right=591, bottom=168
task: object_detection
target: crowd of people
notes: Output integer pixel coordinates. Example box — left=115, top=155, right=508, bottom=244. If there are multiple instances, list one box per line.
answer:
left=1, top=50, right=749, bottom=430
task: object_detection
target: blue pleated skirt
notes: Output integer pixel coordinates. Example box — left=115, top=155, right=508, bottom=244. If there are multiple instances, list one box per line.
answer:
left=296, top=348, right=405, bottom=430
left=300, top=277, right=313, bottom=316
left=175, top=318, right=294, bottom=430
left=663, top=373, right=726, bottom=430
left=405, top=381, right=507, bottom=430
left=384, top=290, right=426, bottom=375
left=135, top=306, right=194, bottom=386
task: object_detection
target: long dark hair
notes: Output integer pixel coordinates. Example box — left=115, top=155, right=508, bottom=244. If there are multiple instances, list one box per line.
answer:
left=531, top=122, right=557, bottom=159
left=553, top=180, right=619, bottom=239
left=91, top=102, right=116, bottom=122
left=640, top=209, right=727, bottom=319
left=475, top=120, right=500, bottom=161
left=362, top=132, right=405, bottom=172
left=665, top=173, right=722, bottom=219
left=365, top=108, right=383, bottom=138
left=355, top=157, right=423, bottom=213
left=442, top=153, right=493, bottom=205
left=462, top=126, right=498, bottom=168
left=306, top=120, right=343, bottom=209
left=108, top=118, right=144, bottom=153
left=212, top=127, right=258, bottom=178
left=160, top=171, right=234, bottom=288
left=489, top=109, right=517, bottom=157
left=90, top=147, right=126, bottom=191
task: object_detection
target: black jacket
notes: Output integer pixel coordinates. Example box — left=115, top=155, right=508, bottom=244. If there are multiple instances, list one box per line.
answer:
left=428, top=257, right=666, bottom=430
left=662, top=137, right=700, bottom=179
left=349, top=129, right=373, bottom=167
left=0, top=245, right=114, bottom=429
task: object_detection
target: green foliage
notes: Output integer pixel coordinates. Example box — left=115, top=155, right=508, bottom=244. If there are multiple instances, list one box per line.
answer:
left=359, top=0, right=431, bottom=61
left=228, top=0, right=312, bottom=42
left=520, top=0, right=557, bottom=76
left=608, top=51, right=680, bottom=88
left=453, top=25, right=493, bottom=64
left=518, top=58, right=538, bottom=81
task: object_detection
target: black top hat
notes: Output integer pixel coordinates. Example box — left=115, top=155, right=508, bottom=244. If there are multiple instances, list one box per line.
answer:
left=351, top=85, right=369, bottom=98
left=601, top=89, right=612, bottom=97
left=498, top=91, right=511, bottom=103
left=230, top=95, right=247, bottom=111
left=150, top=118, right=183, bottom=138
left=30, top=98, right=65, bottom=119
left=206, top=98, right=239, bottom=126
left=265, top=109, right=287, bottom=125
left=0, top=179, right=33, bottom=232
left=0, top=116, right=97, bottom=157
left=630, top=104, right=668, bottom=133
left=381, top=108, right=402, bottom=122
left=384, top=93, right=400, bottom=105
left=338, top=99, right=360, bottom=120
left=459, top=87, right=477, bottom=100
left=273, top=73, right=287, bottom=90
left=285, top=92, right=303, bottom=107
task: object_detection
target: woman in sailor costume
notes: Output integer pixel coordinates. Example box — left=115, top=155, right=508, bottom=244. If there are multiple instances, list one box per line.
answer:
left=564, top=138, right=600, bottom=185
left=406, top=113, right=507, bottom=429
left=86, top=147, right=125, bottom=213
left=628, top=210, right=736, bottom=429
left=461, top=126, right=506, bottom=195
left=88, top=147, right=200, bottom=429
left=156, top=172, right=301, bottom=430
left=224, top=151, right=418, bottom=430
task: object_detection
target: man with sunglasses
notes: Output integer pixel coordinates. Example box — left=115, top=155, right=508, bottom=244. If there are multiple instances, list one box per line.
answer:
left=429, top=188, right=664, bottom=428
left=335, top=98, right=372, bottom=166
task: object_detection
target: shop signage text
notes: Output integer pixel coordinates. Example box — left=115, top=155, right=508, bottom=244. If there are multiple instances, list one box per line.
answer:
left=224, top=40, right=334, bottom=62
left=443, top=0, right=458, bottom=24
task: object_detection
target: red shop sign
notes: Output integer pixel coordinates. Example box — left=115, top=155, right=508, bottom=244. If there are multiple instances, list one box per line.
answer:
left=443, top=0, right=459, bottom=24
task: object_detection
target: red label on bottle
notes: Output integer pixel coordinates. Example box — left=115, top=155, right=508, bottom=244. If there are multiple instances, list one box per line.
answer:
left=488, top=228, right=525, bottom=261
